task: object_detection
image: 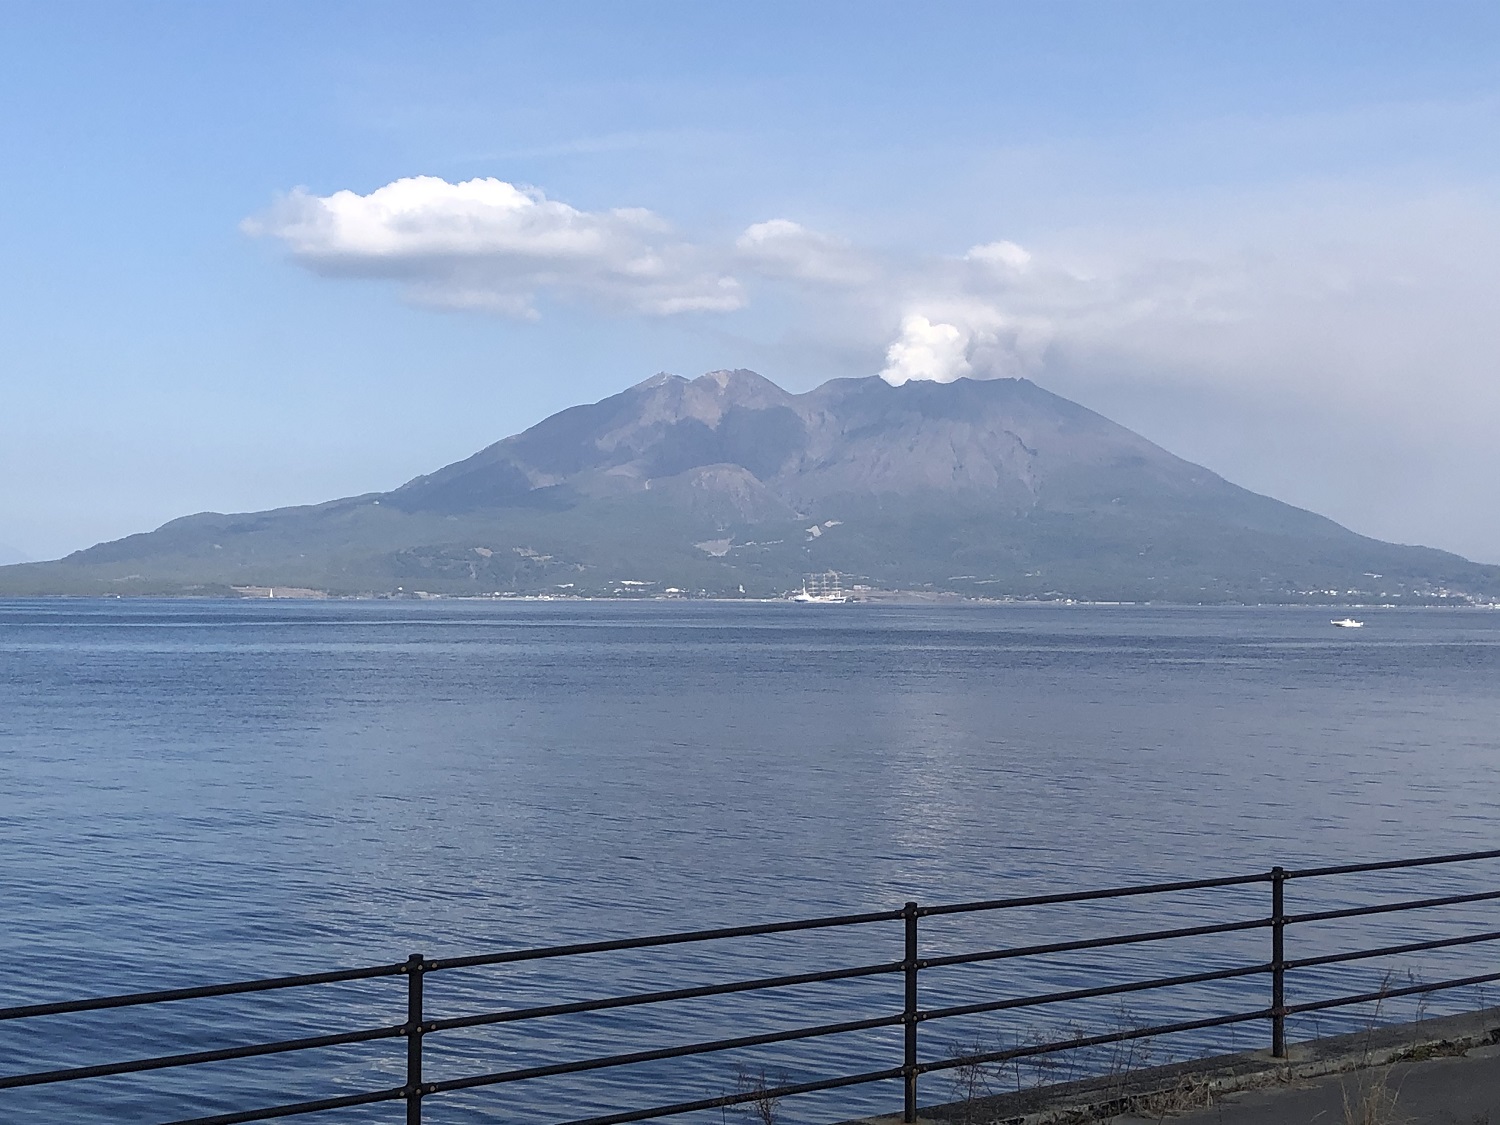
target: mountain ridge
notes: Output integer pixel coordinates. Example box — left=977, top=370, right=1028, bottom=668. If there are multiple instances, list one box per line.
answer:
left=3, top=370, right=1496, bottom=602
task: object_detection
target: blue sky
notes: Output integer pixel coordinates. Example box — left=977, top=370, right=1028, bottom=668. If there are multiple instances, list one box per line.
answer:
left=3, top=1, right=1499, bottom=562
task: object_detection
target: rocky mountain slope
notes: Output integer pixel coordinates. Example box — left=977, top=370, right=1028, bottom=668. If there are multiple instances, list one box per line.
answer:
left=4, top=370, right=1496, bottom=601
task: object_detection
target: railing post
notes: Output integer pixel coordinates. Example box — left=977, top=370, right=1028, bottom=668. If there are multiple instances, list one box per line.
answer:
left=1271, top=867, right=1286, bottom=1058
left=903, top=901, right=919, bottom=1124
left=406, top=953, right=425, bottom=1124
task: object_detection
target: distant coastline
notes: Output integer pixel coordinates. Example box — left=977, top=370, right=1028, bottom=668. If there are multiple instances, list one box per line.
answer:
left=3, top=587, right=1496, bottom=609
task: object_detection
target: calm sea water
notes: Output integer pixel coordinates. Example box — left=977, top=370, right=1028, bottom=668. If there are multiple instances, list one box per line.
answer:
left=3, top=600, right=1499, bottom=1123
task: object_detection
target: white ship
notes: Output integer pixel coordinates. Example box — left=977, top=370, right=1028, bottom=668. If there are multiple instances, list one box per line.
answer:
left=1331, top=618, right=1365, bottom=628
left=792, top=572, right=847, bottom=603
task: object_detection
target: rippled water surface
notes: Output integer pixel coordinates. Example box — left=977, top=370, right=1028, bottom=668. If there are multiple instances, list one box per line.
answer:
left=3, top=600, right=1499, bottom=1123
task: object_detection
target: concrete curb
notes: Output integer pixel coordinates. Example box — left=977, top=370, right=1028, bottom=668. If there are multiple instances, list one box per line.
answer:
left=848, top=1006, right=1500, bottom=1125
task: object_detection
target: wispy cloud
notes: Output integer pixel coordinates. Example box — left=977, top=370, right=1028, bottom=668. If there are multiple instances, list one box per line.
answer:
left=734, top=219, right=877, bottom=286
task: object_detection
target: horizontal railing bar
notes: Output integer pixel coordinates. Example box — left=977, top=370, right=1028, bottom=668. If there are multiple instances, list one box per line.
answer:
left=1286, top=848, right=1500, bottom=880
left=919, top=916, right=1272, bottom=970
left=427, top=908, right=903, bottom=972
left=1283, top=969, right=1500, bottom=1017
left=425, top=960, right=903, bottom=1034
left=1286, top=888, right=1500, bottom=926
left=1286, top=929, right=1500, bottom=971
left=919, top=962, right=1272, bottom=1023
left=0, top=962, right=408, bottom=1023
left=0, top=1023, right=405, bottom=1090
left=920, top=872, right=1272, bottom=918
left=553, top=1065, right=908, bottom=1125
left=160, top=1085, right=407, bottom=1125
left=425, top=1012, right=904, bottom=1094
left=5, top=849, right=1491, bottom=1024
left=917, top=1007, right=1274, bottom=1074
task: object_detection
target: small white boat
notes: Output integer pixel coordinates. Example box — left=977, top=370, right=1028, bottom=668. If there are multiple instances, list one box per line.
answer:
left=1331, top=618, right=1364, bottom=628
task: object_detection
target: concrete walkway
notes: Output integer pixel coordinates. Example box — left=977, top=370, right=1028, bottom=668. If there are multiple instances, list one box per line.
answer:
left=856, top=1006, right=1500, bottom=1125
left=1114, top=1042, right=1500, bottom=1125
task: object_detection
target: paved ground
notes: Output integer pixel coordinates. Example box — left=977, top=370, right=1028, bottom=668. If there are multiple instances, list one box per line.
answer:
left=856, top=1009, right=1500, bottom=1125
left=1112, top=1043, right=1500, bottom=1125
left=855, top=1009, right=1500, bottom=1125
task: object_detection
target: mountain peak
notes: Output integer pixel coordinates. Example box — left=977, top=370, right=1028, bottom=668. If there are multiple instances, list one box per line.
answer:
left=685, top=368, right=792, bottom=411
left=630, top=371, right=685, bottom=391
left=694, top=368, right=777, bottom=391
left=10, top=367, right=1497, bottom=603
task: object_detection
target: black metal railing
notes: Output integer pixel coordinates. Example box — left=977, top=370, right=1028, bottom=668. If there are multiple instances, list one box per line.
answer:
left=4, top=847, right=1500, bottom=1125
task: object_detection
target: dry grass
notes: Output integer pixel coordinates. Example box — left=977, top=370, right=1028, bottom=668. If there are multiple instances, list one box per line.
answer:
left=944, top=1039, right=999, bottom=1124
left=1129, top=1075, right=1220, bottom=1121
left=1341, top=1073, right=1404, bottom=1125
left=730, top=1065, right=786, bottom=1125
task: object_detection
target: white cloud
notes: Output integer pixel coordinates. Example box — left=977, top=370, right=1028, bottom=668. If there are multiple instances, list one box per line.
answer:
left=735, top=219, right=874, bottom=284
left=243, top=176, right=744, bottom=317
left=965, top=240, right=1032, bottom=270
left=879, top=315, right=972, bottom=385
